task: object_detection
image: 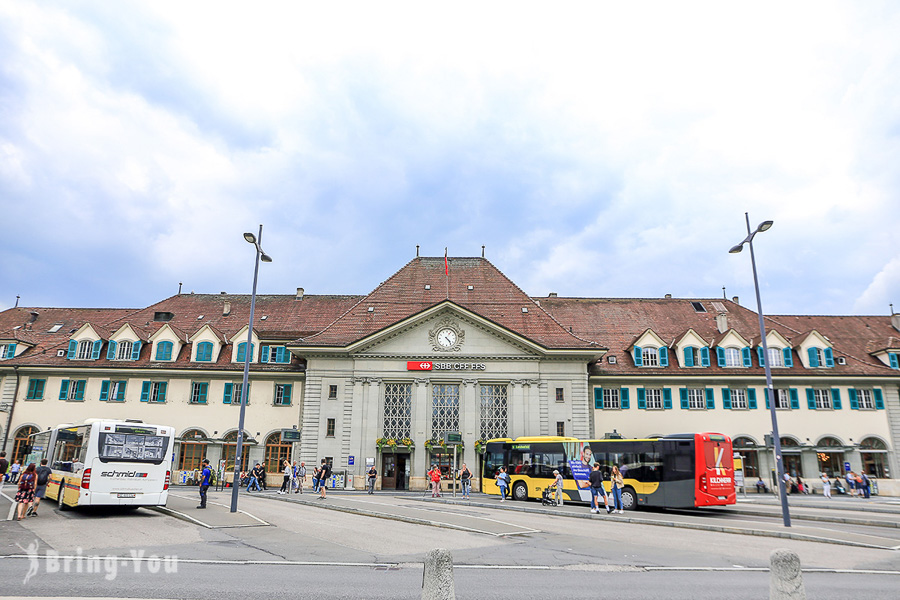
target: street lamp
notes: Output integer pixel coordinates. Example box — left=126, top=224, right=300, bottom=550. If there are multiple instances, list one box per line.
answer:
left=729, top=213, right=791, bottom=527
left=230, top=225, right=272, bottom=513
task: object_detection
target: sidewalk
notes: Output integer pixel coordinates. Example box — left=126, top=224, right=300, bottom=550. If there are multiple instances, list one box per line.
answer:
left=153, top=489, right=269, bottom=529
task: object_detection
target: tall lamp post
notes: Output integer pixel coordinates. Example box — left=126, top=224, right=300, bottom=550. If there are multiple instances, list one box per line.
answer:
left=230, top=225, right=272, bottom=513
left=729, top=213, right=791, bottom=527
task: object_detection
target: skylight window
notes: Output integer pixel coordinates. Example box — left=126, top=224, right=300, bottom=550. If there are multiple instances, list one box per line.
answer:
left=48, top=324, right=63, bottom=333
left=691, top=302, right=706, bottom=313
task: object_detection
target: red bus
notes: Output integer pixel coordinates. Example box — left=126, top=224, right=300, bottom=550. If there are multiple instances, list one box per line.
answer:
left=482, top=433, right=736, bottom=510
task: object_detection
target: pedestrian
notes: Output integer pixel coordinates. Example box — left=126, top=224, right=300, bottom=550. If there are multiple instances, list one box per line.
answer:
left=247, top=463, right=261, bottom=492
left=458, top=463, right=472, bottom=500
left=856, top=472, right=869, bottom=499
left=783, top=471, right=792, bottom=494
left=15, top=463, right=37, bottom=521
left=297, top=462, right=306, bottom=494
left=428, top=464, right=442, bottom=498
left=197, top=459, right=211, bottom=509
left=319, top=459, right=331, bottom=499
left=861, top=471, right=871, bottom=499
left=9, top=459, right=21, bottom=484
left=367, top=464, right=377, bottom=494
left=496, top=467, right=509, bottom=502
left=312, top=463, right=321, bottom=493
left=258, top=465, right=267, bottom=491
left=845, top=471, right=856, bottom=497
left=29, top=459, right=53, bottom=517
left=755, top=477, right=767, bottom=493
left=0, top=451, right=8, bottom=483
left=797, top=477, right=809, bottom=494
left=279, top=459, right=292, bottom=494
left=610, top=466, right=624, bottom=513
left=588, top=462, right=607, bottom=514
left=552, top=469, right=564, bottom=506
left=291, top=462, right=301, bottom=493
left=820, top=473, right=831, bottom=499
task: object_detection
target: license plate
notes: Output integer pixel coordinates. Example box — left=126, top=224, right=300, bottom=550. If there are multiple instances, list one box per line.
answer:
left=117, top=493, right=136, bottom=498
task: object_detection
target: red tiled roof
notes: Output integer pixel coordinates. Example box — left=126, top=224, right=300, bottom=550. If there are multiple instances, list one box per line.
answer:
left=297, top=257, right=600, bottom=349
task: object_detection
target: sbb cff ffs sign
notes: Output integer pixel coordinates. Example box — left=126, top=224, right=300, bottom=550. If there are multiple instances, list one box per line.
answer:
left=408, top=361, right=433, bottom=371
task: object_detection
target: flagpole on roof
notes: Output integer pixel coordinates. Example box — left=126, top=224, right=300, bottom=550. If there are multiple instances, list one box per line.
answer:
left=445, top=247, right=449, bottom=299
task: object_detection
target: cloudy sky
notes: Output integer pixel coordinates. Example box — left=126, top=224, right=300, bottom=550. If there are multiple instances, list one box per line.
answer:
left=1, top=1, right=898, bottom=316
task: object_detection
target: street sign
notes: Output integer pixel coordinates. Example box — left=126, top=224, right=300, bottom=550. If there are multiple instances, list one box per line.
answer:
left=844, top=461, right=851, bottom=473
left=281, top=429, right=302, bottom=442
left=349, top=456, right=355, bottom=466
left=444, top=432, right=462, bottom=445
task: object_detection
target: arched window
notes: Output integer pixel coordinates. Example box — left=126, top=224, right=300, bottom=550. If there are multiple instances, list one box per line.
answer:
left=222, top=431, right=250, bottom=473
left=116, top=340, right=133, bottom=360
left=732, top=437, right=759, bottom=478
left=779, top=437, right=800, bottom=447
left=77, top=340, right=93, bottom=359
left=178, top=429, right=208, bottom=471
left=860, top=437, right=889, bottom=478
left=195, top=341, right=213, bottom=362
left=818, top=437, right=842, bottom=447
left=12, top=425, right=38, bottom=463
left=156, top=341, right=174, bottom=361
left=724, top=347, right=742, bottom=367
left=236, top=342, right=255, bottom=363
left=264, top=433, right=292, bottom=474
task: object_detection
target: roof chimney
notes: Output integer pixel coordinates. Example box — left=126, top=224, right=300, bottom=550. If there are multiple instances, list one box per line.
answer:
left=296, top=287, right=304, bottom=300
left=716, top=312, right=729, bottom=334
left=29, top=310, right=39, bottom=323
left=892, top=312, right=900, bottom=333
left=548, top=292, right=557, bottom=297
left=223, top=301, right=231, bottom=316
left=664, top=294, right=672, bottom=299
left=732, top=296, right=739, bottom=305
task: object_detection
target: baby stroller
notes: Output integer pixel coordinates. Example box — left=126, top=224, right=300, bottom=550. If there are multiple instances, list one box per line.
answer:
left=541, top=486, right=556, bottom=506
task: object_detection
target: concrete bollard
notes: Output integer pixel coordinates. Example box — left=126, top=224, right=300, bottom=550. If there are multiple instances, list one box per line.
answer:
left=422, top=548, right=456, bottom=600
left=770, top=549, right=806, bottom=600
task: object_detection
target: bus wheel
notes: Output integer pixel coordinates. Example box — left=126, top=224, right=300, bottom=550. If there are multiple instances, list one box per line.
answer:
left=620, top=487, right=637, bottom=511
left=512, top=482, right=528, bottom=501
left=58, top=487, right=69, bottom=511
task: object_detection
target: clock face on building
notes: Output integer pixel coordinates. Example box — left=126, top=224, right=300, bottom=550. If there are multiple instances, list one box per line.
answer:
left=436, top=328, right=457, bottom=348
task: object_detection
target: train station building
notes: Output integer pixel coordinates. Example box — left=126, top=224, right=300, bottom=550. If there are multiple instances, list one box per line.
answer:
left=1, top=256, right=898, bottom=494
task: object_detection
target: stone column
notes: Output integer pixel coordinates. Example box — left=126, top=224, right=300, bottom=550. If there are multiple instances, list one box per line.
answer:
left=509, top=380, right=525, bottom=438
left=412, top=378, right=429, bottom=490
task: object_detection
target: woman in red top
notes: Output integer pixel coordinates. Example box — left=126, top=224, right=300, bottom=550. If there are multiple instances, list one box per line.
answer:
left=15, top=463, right=37, bottom=521
left=429, top=465, right=442, bottom=498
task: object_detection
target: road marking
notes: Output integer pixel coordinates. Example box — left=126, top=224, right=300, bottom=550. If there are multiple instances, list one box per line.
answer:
left=1, top=485, right=17, bottom=521
left=165, top=493, right=269, bottom=527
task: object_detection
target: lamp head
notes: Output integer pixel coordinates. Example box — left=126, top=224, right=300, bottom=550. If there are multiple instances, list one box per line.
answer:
left=243, top=232, right=257, bottom=244
left=757, top=220, right=774, bottom=233
left=261, top=253, right=273, bottom=263
left=728, top=244, right=744, bottom=254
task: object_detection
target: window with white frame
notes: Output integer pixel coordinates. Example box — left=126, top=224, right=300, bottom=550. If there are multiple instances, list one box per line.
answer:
left=857, top=389, right=874, bottom=410
left=642, top=347, right=659, bottom=367
left=0, top=343, right=11, bottom=359
left=688, top=389, right=705, bottom=409
left=107, top=381, right=126, bottom=402
left=767, top=347, right=784, bottom=367
left=190, top=382, right=208, bottom=404
left=731, top=389, right=748, bottom=409
left=603, top=388, right=620, bottom=409
left=645, top=388, right=663, bottom=410
left=77, top=340, right=93, bottom=359
left=813, top=348, right=824, bottom=366
left=814, top=389, right=831, bottom=409
left=274, top=383, right=292, bottom=406
left=480, top=384, right=508, bottom=440
left=724, top=347, right=742, bottom=367
left=116, top=340, right=133, bottom=361
left=775, top=389, right=791, bottom=409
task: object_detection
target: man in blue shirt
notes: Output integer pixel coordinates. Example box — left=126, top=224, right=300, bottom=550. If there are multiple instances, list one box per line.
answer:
left=197, top=459, right=211, bottom=509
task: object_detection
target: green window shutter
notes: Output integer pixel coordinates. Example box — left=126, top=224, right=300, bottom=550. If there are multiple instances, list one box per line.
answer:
left=198, top=382, right=208, bottom=404
left=237, top=342, right=246, bottom=362
left=107, top=340, right=117, bottom=360
left=284, top=384, right=292, bottom=404
left=748, top=388, right=757, bottom=409
left=848, top=389, right=858, bottom=410
left=277, top=347, right=288, bottom=363
left=783, top=348, right=794, bottom=367
left=27, top=379, right=38, bottom=398
left=158, top=382, right=167, bottom=402
left=131, top=341, right=142, bottom=360
left=118, top=381, right=128, bottom=401
left=5, top=343, right=15, bottom=358
left=824, top=348, right=834, bottom=368
left=742, top=347, right=752, bottom=367
left=700, top=346, right=710, bottom=367
left=765, top=389, right=770, bottom=409
left=789, top=388, right=799, bottom=409
left=874, top=389, right=885, bottom=409
left=637, top=388, right=646, bottom=409
left=757, top=347, right=765, bottom=367
left=140, top=381, right=151, bottom=402
left=67, top=340, right=77, bottom=359
left=91, top=340, right=103, bottom=360
left=100, top=380, right=110, bottom=401
left=680, top=388, right=689, bottom=409
left=158, top=341, right=173, bottom=360
left=806, top=388, right=816, bottom=409
left=224, top=382, right=233, bottom=404
left=890, top=353, right=899, bottom=369
left=830, top=388, right=841, bottom=409
left=59, top=379, right=70, bottom=400
left=722, top=388, right=731, bottom=410
left=74, top=380, right=85, bottom=401
left=808, top=348, right=819, bottom=367
left=633, top=346, right=643, bottom=367
left=716, top=347, right=726, bottom=367
left=683, top=347, right=694, bottom=367
left=705, top=388, right=715, bottom=409
left=620, top=388, right=630, bottom=409
left=658, top=347, right=669, bottom=367
left=663, top=388, right=672, bottom=409
left=260, top=345, right=269, bottom=363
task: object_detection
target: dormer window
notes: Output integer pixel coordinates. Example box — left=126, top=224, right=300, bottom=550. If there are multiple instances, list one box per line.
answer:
left=683, top=346, right=710, bottom=367
left=632, top=346, right=669, bottom=367
left=717, top=346, right=751, bottom=368
left=67, top=339, right=102, bottom=360
left=643, top=347, right=658, bottom=366
left=0, top=343, right=16, bottom=360
left=196, top=341, right=214, bottom=362
left=77, top=340, right=93, bottom=359
left=724, top=347, right=741, bottom=367
left=757, top=346, right=793, bottom=368
left=117, top=341, right=133, bottom=360
left=807, top=347, right=834, bottom=368
left=106, top=339, right=142, bottom=361
left=890, top=352, right=899, bottom=369
left=236, top=342, right=255, bottom=363
left=155, top=341, right=174, bottom=361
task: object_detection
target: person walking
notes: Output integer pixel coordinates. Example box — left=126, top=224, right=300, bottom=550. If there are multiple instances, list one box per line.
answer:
left=29, top=459, right=53, bottom=517
left=428, top=465, right=442, bottom=498
left=296, top=462, right=306, bottom=494
left=197, top=459, right=211, bottom=509
left=279, top=459, right=292, bottom=494
left=859, top=471, right=871, bottom=499
left=458, top=463, right=472, bottom=500
left=247, top=463, right=261, bottom=492
left=9, top=460, right=21, bottom=484
left=820, top=473, right=831, bottom=499
left=552, top=469, right=564, bottom=506
left=367, top=464, right=377, bottom=494
left=610, top=466, right=624, bottom=513
left=588, top=462, right=606, bottom=514
left=15, top=463, right=36, bottom=520
left=496, top=467, right=510, bottom=502
left=0, top=451, right=8, bottom=483
left=319, top=459, right=331, bottom=499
